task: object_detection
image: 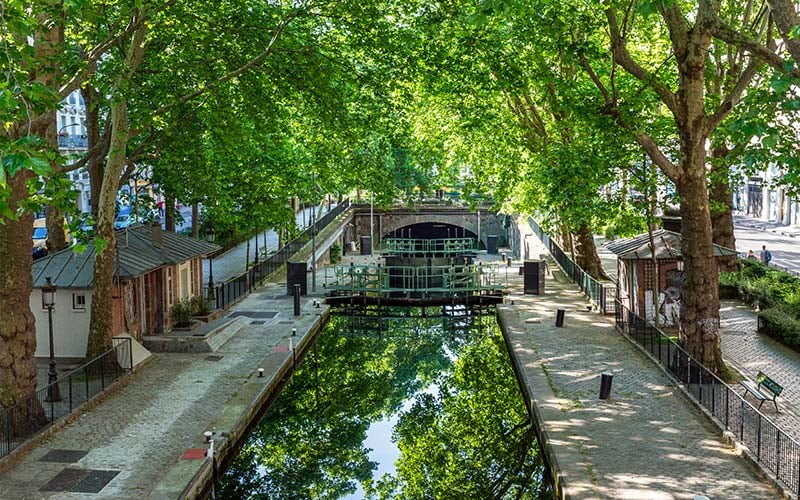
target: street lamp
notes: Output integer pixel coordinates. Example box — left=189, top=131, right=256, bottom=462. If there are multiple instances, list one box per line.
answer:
left=206, top=228, right=216, bottom=308
left=311, top=171, right=317, bottom=292
left=41, top=277, right=61, bottom=402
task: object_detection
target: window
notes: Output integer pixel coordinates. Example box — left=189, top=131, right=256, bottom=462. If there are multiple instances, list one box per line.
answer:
left=73, top=293, right=86, bottom=310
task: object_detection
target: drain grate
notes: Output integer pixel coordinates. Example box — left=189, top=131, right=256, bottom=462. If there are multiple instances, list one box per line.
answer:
left=251, top=320, right=266, bottom=325
left=205, top=355, right=224, bottom=362
left=278, top=320, right=294, bottom=325
left=39, top=449, right=88, bottom=463
left=229, top=311, right=279, bottom=319
left=41, top=468, right=119, bottom=493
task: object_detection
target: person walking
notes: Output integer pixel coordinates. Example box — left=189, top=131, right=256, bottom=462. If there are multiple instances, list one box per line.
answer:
left=760, top=244, right=772, bottom=265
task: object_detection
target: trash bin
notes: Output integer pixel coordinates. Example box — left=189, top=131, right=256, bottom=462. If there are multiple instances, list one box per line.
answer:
left=360, top=235, right=372, bottom=255
left=486, top=235, right=498, bottom=254
left=286, top=261, right=307, bottom=296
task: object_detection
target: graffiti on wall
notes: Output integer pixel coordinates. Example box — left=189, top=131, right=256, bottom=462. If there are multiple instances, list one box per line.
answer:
left=657, top=269, right=685, bottom=326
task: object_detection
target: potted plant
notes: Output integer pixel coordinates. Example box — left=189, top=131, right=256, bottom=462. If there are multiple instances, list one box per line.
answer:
left=171, top=299, right=200, bottom=331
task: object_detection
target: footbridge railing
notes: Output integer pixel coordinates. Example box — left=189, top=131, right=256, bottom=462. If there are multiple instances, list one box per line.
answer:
left=324, top=263, right=506, bottom=296
left=528, top=217, right=616, bottom=314
left=381, top=237, right=478, bottom=256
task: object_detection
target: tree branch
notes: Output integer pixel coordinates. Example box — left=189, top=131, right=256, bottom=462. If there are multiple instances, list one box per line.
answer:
left=707, top=57, right=761, bottom=131
left=634, top=132, right=681, bottom=182
left=150, top=12, right=299, bottom=118
left=605, top=8, right=678, bottom=116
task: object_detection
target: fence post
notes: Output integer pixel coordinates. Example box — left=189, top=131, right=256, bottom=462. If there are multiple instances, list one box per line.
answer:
left=129, top=338, right=133, bottom=372
left=84, top=365, right=89, bottom=401
left=69, top=376, right=73, bottom=411
left=100, top=356, right=105, bottom=390
left=740, top=399, right=745, bottom=439
left=757, top=416, right=762, bottom=459
left=776, top=432, right=781, bottom=479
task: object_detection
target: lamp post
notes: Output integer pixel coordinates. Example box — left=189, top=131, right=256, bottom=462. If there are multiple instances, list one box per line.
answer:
left=206, top=228, right=216, bottom=308
left=42, top=277, right=61, bottom=402
left=311, top=171, right=317, bottom=292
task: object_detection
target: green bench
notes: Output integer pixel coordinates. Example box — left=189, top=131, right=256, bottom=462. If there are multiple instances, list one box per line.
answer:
left=739, top=371, right=782, bottom=412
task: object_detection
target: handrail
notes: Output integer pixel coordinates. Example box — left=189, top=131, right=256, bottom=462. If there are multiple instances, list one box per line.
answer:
left=528, top=217, right=616, bottom=314
left=210, top=200, right=351, bottom=310
left=616, top=302, right=800, bottom=496
left=0, top=338, right=132, bottom=460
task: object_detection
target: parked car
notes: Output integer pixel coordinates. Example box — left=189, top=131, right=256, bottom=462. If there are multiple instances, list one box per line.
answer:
left=114, top=214, right=134, bottom=230
left=32, top=221, right=48, bottom=259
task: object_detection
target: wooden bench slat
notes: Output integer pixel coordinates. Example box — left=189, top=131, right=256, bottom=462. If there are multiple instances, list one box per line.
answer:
left=741, top=372, right=781, bottom=412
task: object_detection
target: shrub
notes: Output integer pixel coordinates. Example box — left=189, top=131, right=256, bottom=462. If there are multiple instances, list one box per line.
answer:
left=758, top=307, right=800, bottom=350
left=171, top=299, right=195, bottom=327
left=330, top=243, right=341, bottom=264
left=190, top=294, right=211, bottom=315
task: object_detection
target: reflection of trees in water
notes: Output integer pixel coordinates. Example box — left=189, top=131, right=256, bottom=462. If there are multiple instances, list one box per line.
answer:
left=219, top=313, right=548, bottom=499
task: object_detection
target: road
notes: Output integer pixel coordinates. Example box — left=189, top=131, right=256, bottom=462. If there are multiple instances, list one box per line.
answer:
left=733, top=214, right=800, bottom=275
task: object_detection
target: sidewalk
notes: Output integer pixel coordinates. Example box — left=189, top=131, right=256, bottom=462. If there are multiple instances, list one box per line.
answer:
left=503, top=231, right=779, bottom=498
left=202, top=204, right=336, bottom=284
left=0, top=279, right=329, bottom=499
left=597, top=230, right=800, bottom=442
left=734, top=213, right=800, bottom=239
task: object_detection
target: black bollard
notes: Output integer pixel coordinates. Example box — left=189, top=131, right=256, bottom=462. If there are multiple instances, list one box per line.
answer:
left=599, top=373, right=613, bottom=399
left=293, top=284, right=301, bottom=316
left=555, top=308, right=565, bottom=327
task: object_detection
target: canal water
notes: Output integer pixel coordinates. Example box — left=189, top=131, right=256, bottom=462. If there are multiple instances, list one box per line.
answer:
left=219, top=310, right=552, bottom=499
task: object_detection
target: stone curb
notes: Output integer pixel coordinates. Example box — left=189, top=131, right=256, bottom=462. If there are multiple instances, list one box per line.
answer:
left=0, top=354, right=154, bottom=478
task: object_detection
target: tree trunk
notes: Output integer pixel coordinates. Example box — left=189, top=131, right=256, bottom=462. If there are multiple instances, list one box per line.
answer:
left=191, top=202, right=199, bottom=238
left=0, top=171, right=38, bottom=410
left=0, top=2, right=62, bottom=414
left=573, top=224, right=609, bottom=280
left=87, top=98, right=130, bottom=359
left=709, top=144, right=739, bottom=272
left=164, top=195, right=175, bottom=233
left=677, top=143, right=725, bottom=375
left=45, top=205, right=68, bottom=253
left=84, top=85, right=104, bottom=219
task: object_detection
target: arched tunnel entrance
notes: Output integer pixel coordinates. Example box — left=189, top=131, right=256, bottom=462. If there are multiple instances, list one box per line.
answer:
left=386, top=222, right=482, bottom=250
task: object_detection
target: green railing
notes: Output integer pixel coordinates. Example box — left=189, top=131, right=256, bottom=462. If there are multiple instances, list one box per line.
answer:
left=381, top=238, right=478, bottom=256
left=324, top=263, right=505, bottom=295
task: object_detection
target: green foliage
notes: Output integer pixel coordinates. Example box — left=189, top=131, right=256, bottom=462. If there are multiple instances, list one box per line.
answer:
left=329, top=243, right=342, bottom=264
left=190, top=294, right=211, bottom=316
left=722, top=260, right=800, bottom=351
left=219, top=313, right=548, bottom=499
left=170, top=299, right=195, bottom=327
left=758, top=307, right=800, bottom=350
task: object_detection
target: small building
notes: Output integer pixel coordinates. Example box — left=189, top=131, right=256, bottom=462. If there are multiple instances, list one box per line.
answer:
left=31, top=224, right=220, bottom=361
left=606, top=230, right=737, bottom=327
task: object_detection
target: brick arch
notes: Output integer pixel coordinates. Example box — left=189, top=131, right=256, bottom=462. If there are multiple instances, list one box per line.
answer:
left=352, top=209, right=506, bottom=250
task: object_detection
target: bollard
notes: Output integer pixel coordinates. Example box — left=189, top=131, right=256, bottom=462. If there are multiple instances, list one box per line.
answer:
left=204, top=431, right=213, bottom=442
left=257, top=368, right=264, bottom=378
left=507, top=257, right=512, bottom=267
left=207, top=438, right=214, bottom=458
left=599, top=373, right=613, bottom=399
left=293, top=284, right=301, bottom=316
left=555, top=308, right=565, bottom=327
left=291, top=328, right=297, bottom=337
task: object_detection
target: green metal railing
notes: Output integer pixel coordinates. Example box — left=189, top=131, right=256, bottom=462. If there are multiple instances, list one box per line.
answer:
left=381, top=237, right=478, bottom=256
left=324, top=263, right=505, bottom=296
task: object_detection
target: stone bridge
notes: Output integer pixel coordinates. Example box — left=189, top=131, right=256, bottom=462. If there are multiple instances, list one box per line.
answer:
left=346, top=204, right=506, bottom=250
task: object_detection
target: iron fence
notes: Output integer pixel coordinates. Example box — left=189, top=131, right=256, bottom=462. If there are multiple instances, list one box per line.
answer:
left=528, top=217, right=616, bottom=315
left=0, top=338, right=132, bottom=460
left=211, top=200, right=351, bottom=310
left=616, top=303, right=800, bottom=496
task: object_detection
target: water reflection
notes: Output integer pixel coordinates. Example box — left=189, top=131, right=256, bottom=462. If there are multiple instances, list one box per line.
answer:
left=220, top=310, right=551, bottom=499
